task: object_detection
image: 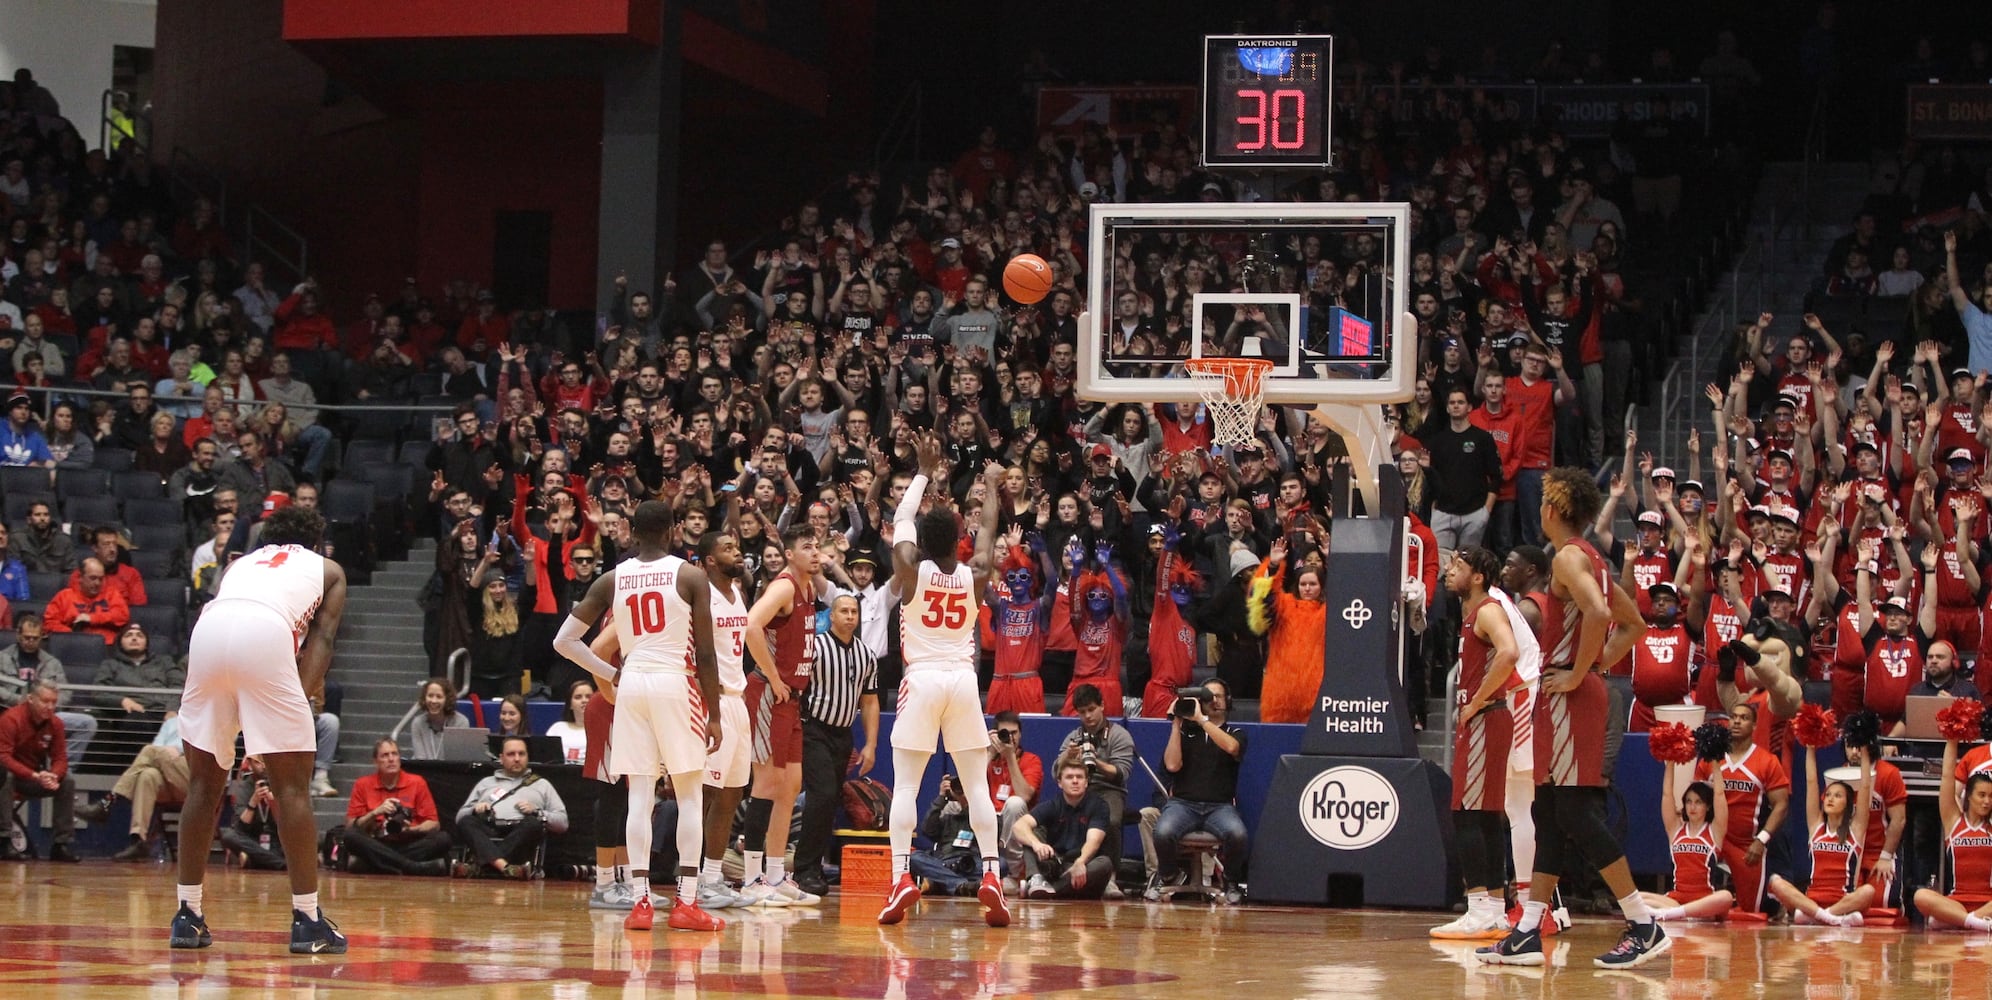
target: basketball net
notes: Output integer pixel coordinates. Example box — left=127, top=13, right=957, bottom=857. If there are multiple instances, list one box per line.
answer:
left=1183, top=358, right=1274, bottom=448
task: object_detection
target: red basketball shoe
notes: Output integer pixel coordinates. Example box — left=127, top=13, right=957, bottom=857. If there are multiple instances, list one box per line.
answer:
left=625, top=894, right=654, bottom=931
left=668, top=899, right=725, bottom=932
left=878, top=874, right=922, bottom=925
left=978, top=872, right=1011, bottom=928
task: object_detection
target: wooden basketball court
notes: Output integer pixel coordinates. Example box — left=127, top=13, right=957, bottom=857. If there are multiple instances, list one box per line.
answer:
left=1, top=864, right=1980, bottom=997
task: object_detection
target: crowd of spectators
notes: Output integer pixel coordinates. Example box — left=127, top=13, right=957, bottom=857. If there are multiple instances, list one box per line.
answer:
left=12, top=16, right=1981, bottom=912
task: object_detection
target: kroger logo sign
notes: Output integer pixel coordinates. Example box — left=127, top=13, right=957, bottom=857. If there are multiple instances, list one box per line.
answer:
left=1298, top=766, right=1398, bottom=850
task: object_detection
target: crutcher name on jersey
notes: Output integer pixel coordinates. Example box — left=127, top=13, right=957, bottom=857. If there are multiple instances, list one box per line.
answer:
left=618, top=571, right=678, bottom=591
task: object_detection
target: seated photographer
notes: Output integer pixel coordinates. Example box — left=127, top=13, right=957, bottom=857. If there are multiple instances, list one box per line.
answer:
left=1055, top=684, right=1134, bottom=892
left=454, top=735, right=568, bottom=879
left=1146, top=679, right=1248, bottom=899
left=906, top=770, right=986, bottom=897
left=218, top=755, right=287, bottom=870
left=1012, top=760, right=1115, bottom=900
left=343, top=738, right=455, bottom=877
left=986, top=710, right=1042, bottom=882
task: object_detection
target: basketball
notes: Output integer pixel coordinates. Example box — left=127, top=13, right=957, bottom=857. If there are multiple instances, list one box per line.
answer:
left=1002, top=253, right=1053, bottom=304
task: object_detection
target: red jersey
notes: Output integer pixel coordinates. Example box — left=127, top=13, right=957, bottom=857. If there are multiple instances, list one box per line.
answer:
left=1144, top=598, right=1196, bottom=718
left=764, top=569, right=816, bottom=691
left=582, top=690, right=616, bottom=783
left=1806, top=822, right=1862, bottom=903
left=1670, top=822, right=1720, bottom=901
left=993, top=600, right=1045, bottom=680
left=1629, top=548, right=1674, bottom=616
left=1527, top=589, right=1564, bottom=665
left=1629, top=624, right=1694, bottom=732
left=1949, top=817, right=1992, bottom=905
left=1759, top=550, right=1808, bottom=607
left=1701, top=592, right=1747, bottom=665
left=1549, top=538, right=1610, bottom=668
left=1505, top=375, right=1556, bottom=470
left=1862, top=625, right=1927, bottom=725
left=1937, top=540, right=1978, bottom=608
left=1954, top=743, right=1992, bottom=785
left=1458, top=595, right=1522, bottom=703
left=1072, top=614, right=1124, bottom=686
left=1468, top=405, right=1521, bottom=501
left=1046, top=585, right=1077, bottom=652
left=1862, top=761, right=1908, bottom=862
left=1697, top=745, right=1791, bottom=849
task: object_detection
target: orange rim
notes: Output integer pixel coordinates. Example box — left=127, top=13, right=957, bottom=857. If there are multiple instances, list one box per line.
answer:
left=1183, top=357, right=1275, bottom=396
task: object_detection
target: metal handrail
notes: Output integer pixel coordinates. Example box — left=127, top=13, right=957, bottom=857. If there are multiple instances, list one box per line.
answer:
left=245, top=205, right=309, bottom=290
left=36, top=384, right=460, bottom=420
left=389, top=648, right=470, bottom=744
left=873, top=80, right=924, bottom=171
left=167, top=145, right=228, bottom=227
left=1653, top=230, right=1769, bottom=451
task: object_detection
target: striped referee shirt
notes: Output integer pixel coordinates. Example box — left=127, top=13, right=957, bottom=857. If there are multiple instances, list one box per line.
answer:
left=804, top=629, right=879, bottom=728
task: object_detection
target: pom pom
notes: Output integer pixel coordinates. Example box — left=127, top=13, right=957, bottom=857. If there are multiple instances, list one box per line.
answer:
left=1648, top=722, right=1696, bottom=764
left=1938, top=698, right=1987, bottom=742
left=1793, top=703, right=1841, bottom=749
left=1840, top=709, right=1882, bottom=753
left=1694, top=721, right=1732, bottom=762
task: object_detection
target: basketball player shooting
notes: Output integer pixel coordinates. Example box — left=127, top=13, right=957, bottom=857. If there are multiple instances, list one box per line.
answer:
left=556, top=501, right=726, bottom=932
left=878, top=433, right=1010, bottom=928
left=169, top=506, right=348, bottom=954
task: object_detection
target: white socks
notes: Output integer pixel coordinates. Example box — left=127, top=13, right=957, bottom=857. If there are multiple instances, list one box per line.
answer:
left=1966, top=914, right=1992, bottom=932
left=766, top=858, right=786, bottom=886
left=1655, top=905, right=1687, bottom=921
left=701, top=858, right=724, bottom=886
left=677, top=874, right=699, bottom=902
left=744, top=850, right=765, bottom=883
left=292, top=892, right=319, bottom=921
left=1516, top=900, right=1547, bottom=932
left=893, top=853, right=910, bottom=880
left=1618, top=891, right=1653, bottom=925
left=596, top=866, right=615, bottom=889
left=177, top=883, right=203, bottom=917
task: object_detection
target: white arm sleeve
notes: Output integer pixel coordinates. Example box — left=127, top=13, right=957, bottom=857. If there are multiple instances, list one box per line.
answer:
left=894, top=473, right=930, bottom=542
left=552, top=614, right=618, bottom=684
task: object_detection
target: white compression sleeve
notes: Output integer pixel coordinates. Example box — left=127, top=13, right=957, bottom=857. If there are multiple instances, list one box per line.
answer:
left=553, top=614, right=618, bottom=684
left=893, top=473, right=929, bottom=542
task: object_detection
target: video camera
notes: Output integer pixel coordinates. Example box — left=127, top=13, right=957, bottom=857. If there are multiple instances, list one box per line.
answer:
left=1171, top=686, right=1214, bottom=719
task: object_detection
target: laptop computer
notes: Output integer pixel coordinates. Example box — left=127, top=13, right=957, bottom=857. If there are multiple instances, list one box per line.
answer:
left=489, top=734, right=565, bottom=764
left=440, top=727, right=493, bottom=762
left=1901, top=695, right=1952, bottom=740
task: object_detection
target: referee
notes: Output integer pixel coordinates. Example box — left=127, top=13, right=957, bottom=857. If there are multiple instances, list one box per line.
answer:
left=792, top=593, right=880, bottom=897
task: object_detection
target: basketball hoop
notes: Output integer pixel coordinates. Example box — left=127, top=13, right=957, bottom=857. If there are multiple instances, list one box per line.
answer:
left=1184, top=357, right=1274, bottom=448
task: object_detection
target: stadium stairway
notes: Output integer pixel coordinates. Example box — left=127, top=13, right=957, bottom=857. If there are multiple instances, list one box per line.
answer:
left=311, top=537, right=436, bottom=830
left=1635, top=160, right=1871, bottom=472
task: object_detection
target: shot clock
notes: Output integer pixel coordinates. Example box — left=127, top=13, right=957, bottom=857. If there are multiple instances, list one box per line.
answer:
left=1202, top=34, right=1333, bottom=169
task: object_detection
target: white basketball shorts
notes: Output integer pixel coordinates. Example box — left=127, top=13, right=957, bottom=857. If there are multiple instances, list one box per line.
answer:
left=891, top=667, right=987, bottom=754
left=179, top=601, right=315, bottom=771
left=611, top=671, right=709, bottom=777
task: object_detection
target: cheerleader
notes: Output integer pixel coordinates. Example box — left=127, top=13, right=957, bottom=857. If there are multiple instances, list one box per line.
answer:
left=1914, top=736, right=1992, bottom=930
left=1639, top=764, right=1735, bottom=921
left=1766, top=745, right=1875, bottom=925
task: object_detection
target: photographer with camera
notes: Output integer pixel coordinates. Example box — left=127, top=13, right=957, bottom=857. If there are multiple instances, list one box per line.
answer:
left=986, top=711, right=1041, bottom=887
left=1012, top=761, right=1116, bottom=899
left=905, top=770, right=987, bottom=897
left=1054, top=683, right=1135, bottom=894
left=342, top=738, right=456, bottom=877
left=218, top=757, right=288, bottom=870
left=454, top=736, right=569, bottom=879
left=1144, top=679, right=1248, bottom=900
